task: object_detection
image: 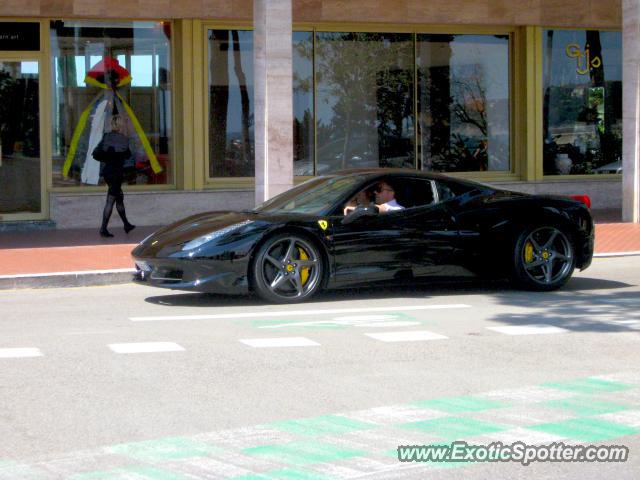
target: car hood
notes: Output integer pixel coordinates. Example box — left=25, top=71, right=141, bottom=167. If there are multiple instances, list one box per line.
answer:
left=135, top=211, right=256, bottom=252
left=133, top=210, right=319, bottom=258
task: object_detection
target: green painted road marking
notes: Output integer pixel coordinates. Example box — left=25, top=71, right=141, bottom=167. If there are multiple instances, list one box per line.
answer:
left=71, top=465, right=193, bottom=480
left=247, top=318, right=349, bottom=332
left=400, top=416, right=509, bottom=440
left=528, top=418, right=640, bottom=442
left=414, top=396, right=507, bottom=413
left=269, top=415, right=375, bottom=436
left=544, top=396, right=631, bottom=416
left=246, top=312, right=421, bottom=332
left=243, top=441, right=364, bottom=466
left=542, top=378, right=634, bottom=395
left=106, top=437, right=218, bottom=462
left=233, top=468, right=329, bottom=479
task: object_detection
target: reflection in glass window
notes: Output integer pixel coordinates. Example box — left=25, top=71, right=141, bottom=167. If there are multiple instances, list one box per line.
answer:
left=417, top=34, right=510, bottom=172
left=50, top=20, right=172, bottom=187
left=293, top=31, right=314, bottom=176
left=0, top=62, right=40, bottom=214
left=208, top=30, right=254, bottom=178
left=542, top=30, right=622, bottom=175
left=315, top=32, right=414, bottom=175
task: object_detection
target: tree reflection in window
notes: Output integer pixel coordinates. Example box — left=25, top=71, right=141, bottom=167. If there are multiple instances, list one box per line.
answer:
left=417, top=34, right=510, bottom=173
left=208, top=30, right=254, bottom=178
left=315, top=32, right=414, bottom=174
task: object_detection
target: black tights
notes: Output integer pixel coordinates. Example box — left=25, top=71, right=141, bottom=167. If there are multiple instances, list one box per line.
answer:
left=101, top=193, right=132, bottom=232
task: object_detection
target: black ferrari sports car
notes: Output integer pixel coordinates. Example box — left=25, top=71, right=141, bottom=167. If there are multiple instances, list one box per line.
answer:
left=132, top=169, right=594, bottom=303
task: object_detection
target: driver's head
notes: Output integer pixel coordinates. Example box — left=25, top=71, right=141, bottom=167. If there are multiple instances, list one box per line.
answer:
left=374, top=181, right=395, bottom=204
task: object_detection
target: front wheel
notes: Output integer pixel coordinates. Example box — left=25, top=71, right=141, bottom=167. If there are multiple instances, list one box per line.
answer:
left=251, top=233, right=324, bottom=303
left=513, top=225, right=576, bottom=291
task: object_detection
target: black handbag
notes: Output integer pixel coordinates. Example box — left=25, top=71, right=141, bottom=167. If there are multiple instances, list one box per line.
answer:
left=92, top=139, right=109, bottom=162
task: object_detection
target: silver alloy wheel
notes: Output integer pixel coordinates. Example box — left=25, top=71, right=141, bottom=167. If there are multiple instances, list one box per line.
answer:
left=521, top=227, right=573, bottom=285
left=260, top=236, right=321, bottom=300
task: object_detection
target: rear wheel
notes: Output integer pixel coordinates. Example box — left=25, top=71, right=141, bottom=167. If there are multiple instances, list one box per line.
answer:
left=513, top=225, right=575, bottom=291
left=251, top=233, right=323, bottom=303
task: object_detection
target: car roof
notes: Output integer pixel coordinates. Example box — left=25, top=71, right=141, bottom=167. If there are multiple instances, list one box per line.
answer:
left=324, top=168, right=488, bottom=188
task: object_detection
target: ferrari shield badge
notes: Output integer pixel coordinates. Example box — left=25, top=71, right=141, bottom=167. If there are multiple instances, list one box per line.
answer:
left=318, top=220, right=328, bottom=231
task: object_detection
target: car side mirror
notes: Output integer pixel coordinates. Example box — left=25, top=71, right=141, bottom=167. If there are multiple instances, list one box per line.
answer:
left=341, top=204, right=379, bottom=225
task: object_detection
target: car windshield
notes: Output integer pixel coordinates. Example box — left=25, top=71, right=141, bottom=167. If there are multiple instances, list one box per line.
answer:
left=254, top=175, right=363, bottom=215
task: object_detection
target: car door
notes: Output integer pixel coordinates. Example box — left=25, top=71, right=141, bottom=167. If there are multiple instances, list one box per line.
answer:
left=394, top=177, right=459, bottom=277
left=329, top=208, right=417, bottom=285
left=328, top=177, right=458, bottom=285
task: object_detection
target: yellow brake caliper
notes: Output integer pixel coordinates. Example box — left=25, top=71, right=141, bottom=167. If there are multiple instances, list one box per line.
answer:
left=298, top=247, right=310, bottom=285
left=524, top=241, right=534, bottom=263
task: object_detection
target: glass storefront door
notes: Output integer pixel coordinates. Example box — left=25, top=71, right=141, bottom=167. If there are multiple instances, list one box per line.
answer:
left=0, top=60, right=43, bottom=220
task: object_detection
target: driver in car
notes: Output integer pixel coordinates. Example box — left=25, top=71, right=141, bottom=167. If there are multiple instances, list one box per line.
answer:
left=374, top=181, right=404, bottom=213
left=343, top=189, right=374, bottom=216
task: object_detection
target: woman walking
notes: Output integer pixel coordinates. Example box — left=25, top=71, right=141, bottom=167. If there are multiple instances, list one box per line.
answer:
left=94, top=114, right=136, bottom=237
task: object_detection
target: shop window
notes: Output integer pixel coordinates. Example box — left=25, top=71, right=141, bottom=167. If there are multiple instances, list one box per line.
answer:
left=0, top=61, right=41, bottom=214
left=293, top=31, right=314, bottom=176
left=206, top=30, right=512, bottom=180
left=417, top=34, right=510, bottom=173
left=207, top=29, right=314, bottom=178
left=542, top=30, right=622, bottom=175
left=50, top=20, right=172, bottom=188
left=315, top=32, right=414, bottom=174
left=207, top=29, right=254, bottom=178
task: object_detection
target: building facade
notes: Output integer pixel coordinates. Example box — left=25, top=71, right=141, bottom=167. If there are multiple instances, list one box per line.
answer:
left=0, top=0, right=637, bottom=228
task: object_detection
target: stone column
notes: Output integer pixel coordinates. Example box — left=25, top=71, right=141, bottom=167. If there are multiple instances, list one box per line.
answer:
left=254, top=0, right=293, bottom=205
left=623, top=0, right=640, bottom=222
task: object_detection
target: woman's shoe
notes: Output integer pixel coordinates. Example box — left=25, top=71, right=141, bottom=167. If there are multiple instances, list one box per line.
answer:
left=124, top=223, right=136, bottom=234
left=100, top=228, right=114, bottom=238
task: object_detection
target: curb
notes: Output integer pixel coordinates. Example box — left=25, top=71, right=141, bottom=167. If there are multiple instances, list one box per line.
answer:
left=593, top=251, right=640, bottom=258
left=0, top=268, right=135, bottom=290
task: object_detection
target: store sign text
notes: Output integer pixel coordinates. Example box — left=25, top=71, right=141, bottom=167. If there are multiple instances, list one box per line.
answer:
left=565, top=43, right=601, bottom=75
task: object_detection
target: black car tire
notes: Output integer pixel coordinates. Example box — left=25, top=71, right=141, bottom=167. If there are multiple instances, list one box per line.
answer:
left=512, top=225, right=576, bottom=291
left=251, top=232, right=324, bottom=303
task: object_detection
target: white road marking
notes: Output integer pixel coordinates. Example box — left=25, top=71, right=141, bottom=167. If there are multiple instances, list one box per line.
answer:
left=344, top=405, right=446, bottom=425
left=0, top=348, right=43, bottom=358
left=0, top=268, right=135, bottom=279
left=487, top=325, right=568, bottom=335
left=364, top=330, right=448, bottom=342
left=477, top=386, right=575, bottom=402
left=239, top=337, right=320, bottom=348
left=482, top=427, right=566, bottom=445
left=64, top=331, right=118, bottom=336
left=130, top=304, right=471, bottom=322
left=108, top=342, right=185, bottom=354
left=596, top=410, right=640, bottom=428
left=356, top=321, right=421, bottom=328
left=593, top=372, right=640, bottom=384
left=195, top=426, right=299, bottom=449
left=334, top=315, right=398, bottom=321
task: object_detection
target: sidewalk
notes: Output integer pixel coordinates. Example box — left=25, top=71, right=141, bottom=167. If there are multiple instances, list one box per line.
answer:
left=0, top=215, right=639, bottom=289
left=0, top=226, right=157, bottom=289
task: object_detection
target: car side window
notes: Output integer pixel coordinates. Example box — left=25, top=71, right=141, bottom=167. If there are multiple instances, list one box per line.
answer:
left=434, top=179, right=479, bottom=201
left=436, top=182, right=456, bottom=202
left=394, top=178, right=436, bottom=209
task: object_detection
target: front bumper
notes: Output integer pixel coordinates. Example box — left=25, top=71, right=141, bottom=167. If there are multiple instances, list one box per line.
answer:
left=133, top=257, right=250, bottom=295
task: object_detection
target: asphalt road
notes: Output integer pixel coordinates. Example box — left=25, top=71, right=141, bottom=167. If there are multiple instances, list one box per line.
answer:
left=0, top=257, right=639, bottom=479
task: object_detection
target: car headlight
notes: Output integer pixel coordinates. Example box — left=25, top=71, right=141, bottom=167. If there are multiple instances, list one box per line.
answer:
left=181, top=221, right=252, bottom=251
